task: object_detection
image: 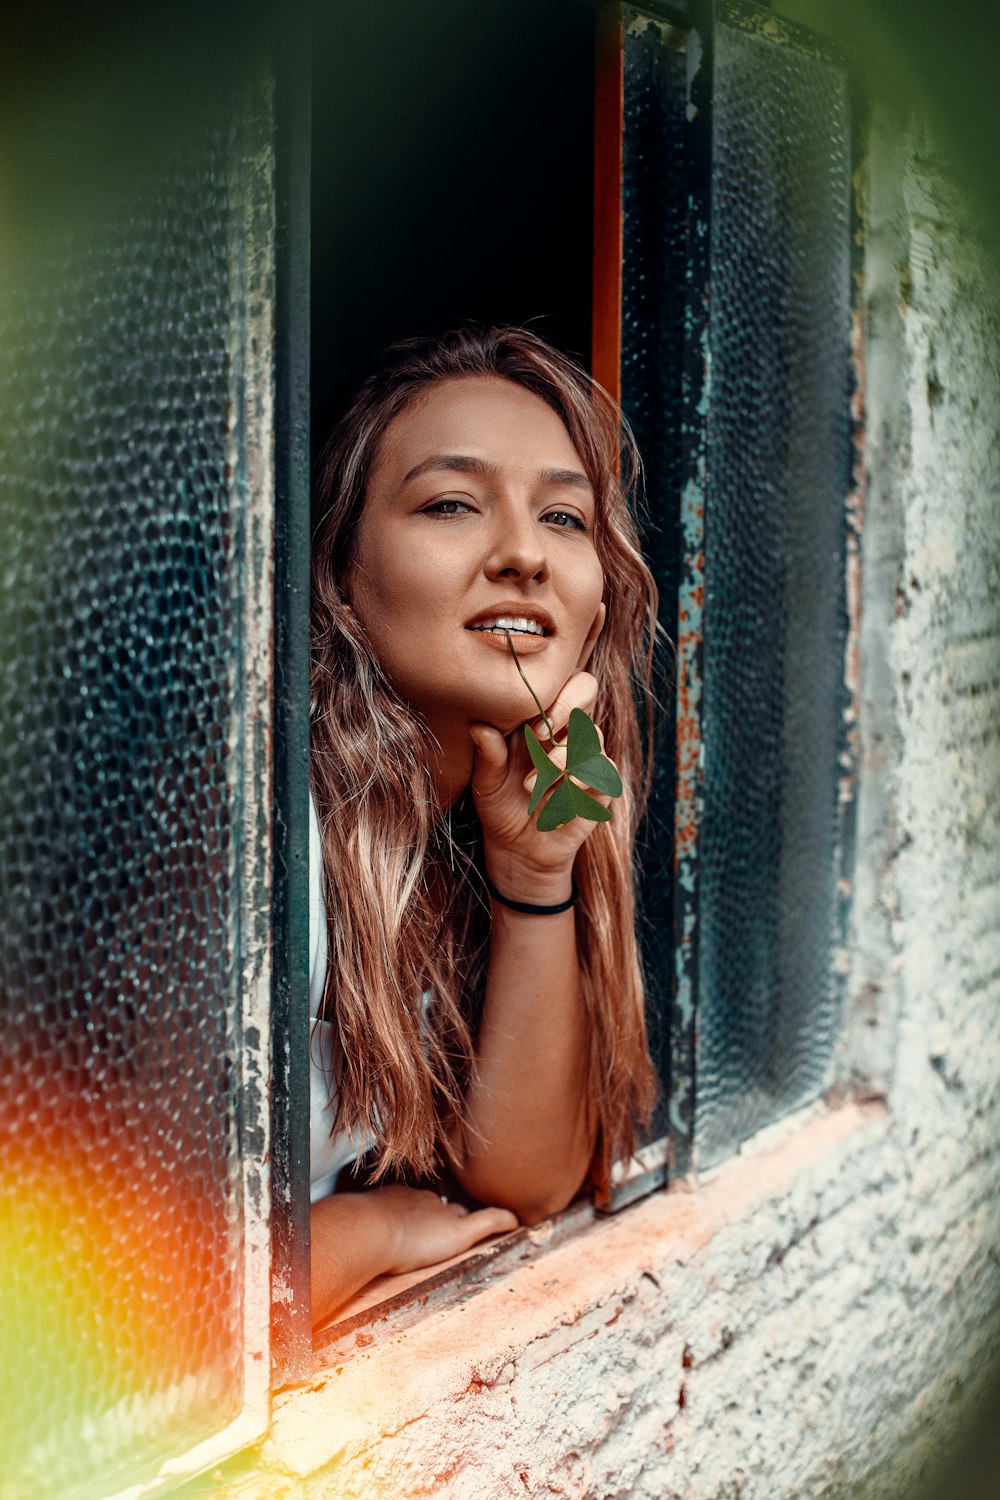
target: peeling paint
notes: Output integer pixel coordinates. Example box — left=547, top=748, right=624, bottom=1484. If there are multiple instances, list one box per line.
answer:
left=228, top=67, right=277, bottom=1454
left=195, top=64, right=1000, bottom=1500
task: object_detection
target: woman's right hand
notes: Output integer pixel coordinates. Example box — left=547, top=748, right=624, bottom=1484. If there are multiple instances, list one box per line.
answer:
left=470, top=668, right=619, bottom=904
left=371, top=1184, right=520, bottom=1274
left=310, top=1185, right=518, bottom=1330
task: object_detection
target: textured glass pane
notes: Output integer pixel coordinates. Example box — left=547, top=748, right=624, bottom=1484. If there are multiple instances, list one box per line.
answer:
left=697, top=13, right=852, bottom=1164
left=0, top=111, right=268, bottom=1497
left=621, top=15, right=687, bottom=1137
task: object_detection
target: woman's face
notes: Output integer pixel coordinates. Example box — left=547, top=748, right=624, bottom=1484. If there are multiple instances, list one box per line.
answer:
left=346, top=375, right=606, bottom=742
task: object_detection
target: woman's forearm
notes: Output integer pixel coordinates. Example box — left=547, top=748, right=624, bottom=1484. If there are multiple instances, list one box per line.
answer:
left=310, top=1192, right=398, bottom=1330
left=453, top=888, right=597, bottom=1223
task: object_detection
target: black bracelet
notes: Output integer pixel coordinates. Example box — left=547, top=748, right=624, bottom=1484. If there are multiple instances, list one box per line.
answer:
left=483, top=869, right=578, bottom=915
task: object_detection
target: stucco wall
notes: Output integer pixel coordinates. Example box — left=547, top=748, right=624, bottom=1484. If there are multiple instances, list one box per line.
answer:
left=197, top=108, right=1000, bottom=1500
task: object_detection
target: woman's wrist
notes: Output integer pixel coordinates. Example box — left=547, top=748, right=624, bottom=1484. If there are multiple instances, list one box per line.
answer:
left=357, top=1190, right=408, bottom=1273
left=482, top=857, right=575, bottom=909
left=483, top=868, right=577, bottom=914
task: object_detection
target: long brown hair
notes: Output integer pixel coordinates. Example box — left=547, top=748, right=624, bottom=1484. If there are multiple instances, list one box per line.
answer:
left=311, top=325, right=659, bottom=1183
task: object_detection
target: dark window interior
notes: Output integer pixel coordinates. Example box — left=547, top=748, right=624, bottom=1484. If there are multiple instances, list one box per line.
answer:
left=310, top=0, right=596, bottom=447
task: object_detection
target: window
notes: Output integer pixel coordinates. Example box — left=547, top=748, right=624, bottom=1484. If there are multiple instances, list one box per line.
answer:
left=306, top=0, right=861, bottom=1300
left=599, top=0, right=861, bottom=1184
left=0, top=37, right=278, bottom=1499
left=1, top=1, right=860, bottom=1489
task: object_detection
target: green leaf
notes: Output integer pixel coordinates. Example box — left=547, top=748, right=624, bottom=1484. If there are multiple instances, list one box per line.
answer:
left=565, top=780, right=613, bottom=823
left=566, top=753, right=623, bottom=799
left=509, top=647, right=621, bottom=831
left=535, top=775, right=578, bottom=831
left=564, top=707, right=603, bottom=771
left=537, top=775, right=612, bottom=831
left=523, top=723, right=564, bottom=815
left=564, top=707, right=623, bottom=798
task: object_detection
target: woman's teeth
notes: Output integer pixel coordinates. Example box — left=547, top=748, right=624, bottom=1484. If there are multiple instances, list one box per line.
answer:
left=471, top=617, right=546, bottom=636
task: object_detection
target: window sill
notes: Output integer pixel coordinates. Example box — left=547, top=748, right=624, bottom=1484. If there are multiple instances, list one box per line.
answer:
left=312, top=1142, right=672, bottom=1348
left=265, top=1096, right=886, bottom=1484
left=312, top=1198, right=597, bottom=1354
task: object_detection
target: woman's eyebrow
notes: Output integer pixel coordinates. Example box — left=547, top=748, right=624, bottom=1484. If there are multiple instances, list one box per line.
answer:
left=540, top=467, right=593, bottom=494
left=402, top=454, right=497, bottom=485
left=400, top=455, right=593, bottom=494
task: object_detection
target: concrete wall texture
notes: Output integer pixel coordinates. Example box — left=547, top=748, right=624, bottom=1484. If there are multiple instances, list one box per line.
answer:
left=207, top=109, right=1000, bottom=1500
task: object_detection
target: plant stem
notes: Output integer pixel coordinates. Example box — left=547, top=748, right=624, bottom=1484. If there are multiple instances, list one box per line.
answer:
left=505, top=630, right=557, bottom=741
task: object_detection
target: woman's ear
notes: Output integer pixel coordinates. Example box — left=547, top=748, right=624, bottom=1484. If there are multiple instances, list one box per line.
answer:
left=576, top=601, right=607, bottom=671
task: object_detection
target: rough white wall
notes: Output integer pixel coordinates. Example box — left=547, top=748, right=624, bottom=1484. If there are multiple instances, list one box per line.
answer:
left=200, top=110, right=1000, bottom=1500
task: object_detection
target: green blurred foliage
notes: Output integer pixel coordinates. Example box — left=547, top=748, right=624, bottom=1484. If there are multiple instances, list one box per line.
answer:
left=778, top=0, right=1000, bottom=259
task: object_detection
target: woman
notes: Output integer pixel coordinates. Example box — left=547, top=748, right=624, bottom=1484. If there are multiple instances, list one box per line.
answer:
left=309, top=325, right=658, bottom=1329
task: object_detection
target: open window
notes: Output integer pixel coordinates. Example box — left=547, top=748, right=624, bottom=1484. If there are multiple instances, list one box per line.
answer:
left=0, top=0, right=862, bottom=1487
left=307, top=0, right=862, bottom=1323
left=306, top=0, right=602, bottom=1343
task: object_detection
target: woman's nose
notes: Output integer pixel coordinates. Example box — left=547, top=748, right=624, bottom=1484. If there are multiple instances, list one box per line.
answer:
left=483, top=511, right=549, bottom=583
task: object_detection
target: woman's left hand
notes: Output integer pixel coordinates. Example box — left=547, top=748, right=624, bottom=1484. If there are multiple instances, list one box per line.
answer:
left=469, top=669, right=618, bottom=903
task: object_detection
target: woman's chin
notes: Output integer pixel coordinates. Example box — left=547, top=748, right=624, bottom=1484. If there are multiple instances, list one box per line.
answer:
left=470, top=687, right=547, bottom=738
left=492, top=713, right=530, bottom=738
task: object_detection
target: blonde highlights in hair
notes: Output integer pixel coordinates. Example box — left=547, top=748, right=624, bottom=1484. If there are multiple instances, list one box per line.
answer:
left=310, top=325, right=659, bottom=1183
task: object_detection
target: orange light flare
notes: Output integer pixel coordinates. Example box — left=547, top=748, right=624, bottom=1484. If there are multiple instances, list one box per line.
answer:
left=0, top=1051, right=241, bottom=1488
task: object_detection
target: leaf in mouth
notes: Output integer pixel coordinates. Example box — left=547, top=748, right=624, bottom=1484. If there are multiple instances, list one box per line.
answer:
left=504, top=632, right=623, bottom=831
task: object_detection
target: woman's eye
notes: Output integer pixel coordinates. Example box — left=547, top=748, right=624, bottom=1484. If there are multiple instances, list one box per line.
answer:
left=421, top=498, right=473, bottom=516
left=543, top=509, right=587, bottom=531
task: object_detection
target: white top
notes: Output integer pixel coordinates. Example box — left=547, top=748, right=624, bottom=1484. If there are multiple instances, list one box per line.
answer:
left=309, top=793, right=370, bottom=1202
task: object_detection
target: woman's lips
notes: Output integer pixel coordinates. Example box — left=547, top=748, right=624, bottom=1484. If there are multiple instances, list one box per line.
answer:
left=468, top=628, right=549, bottom=655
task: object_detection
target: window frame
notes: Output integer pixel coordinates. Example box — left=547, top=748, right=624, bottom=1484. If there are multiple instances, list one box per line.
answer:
left=591, top=0, right=865, bottom=1193
left=300, top=0, right=865, bottom=1350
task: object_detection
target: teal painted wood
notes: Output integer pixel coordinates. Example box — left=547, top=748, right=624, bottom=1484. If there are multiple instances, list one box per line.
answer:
left=270, top=16, right=314, bottom=1384
left=615, top=0, right=860, bottom=1179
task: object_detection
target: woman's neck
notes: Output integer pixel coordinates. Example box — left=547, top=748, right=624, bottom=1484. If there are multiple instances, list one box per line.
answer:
left=426, top=720, right=477, bottom=811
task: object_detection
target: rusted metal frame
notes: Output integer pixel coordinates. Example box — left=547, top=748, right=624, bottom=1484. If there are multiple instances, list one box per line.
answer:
left=716, top=0, right=850, bottom=65
left=715, top=0, right=859, bottom=105
left=592, top=4, right=679, bottom=1212
left=269, top=14, right=313, bottom=1385
left=615, top=0, right=691, bottom=25
left=668, top=0, right=713, bottom=1179
left=598, top=1135, right=671, bottom=1214
left=590, top=3, right=630, bottom=1210
left=225, top=69, right=280, bottom=1447
left=592, top=2, right=625, bottom=405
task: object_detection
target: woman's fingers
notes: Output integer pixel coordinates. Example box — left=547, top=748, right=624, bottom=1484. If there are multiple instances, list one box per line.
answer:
left=530, top=671, right=600, bottom=746
left=414, top=1195, right=518, bottom=1264
left=456, top=1206, right=520, bottom=1248
left=469, top=722, right=510, bottom=797
left=378, top=1186, right=518, bottom=1275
